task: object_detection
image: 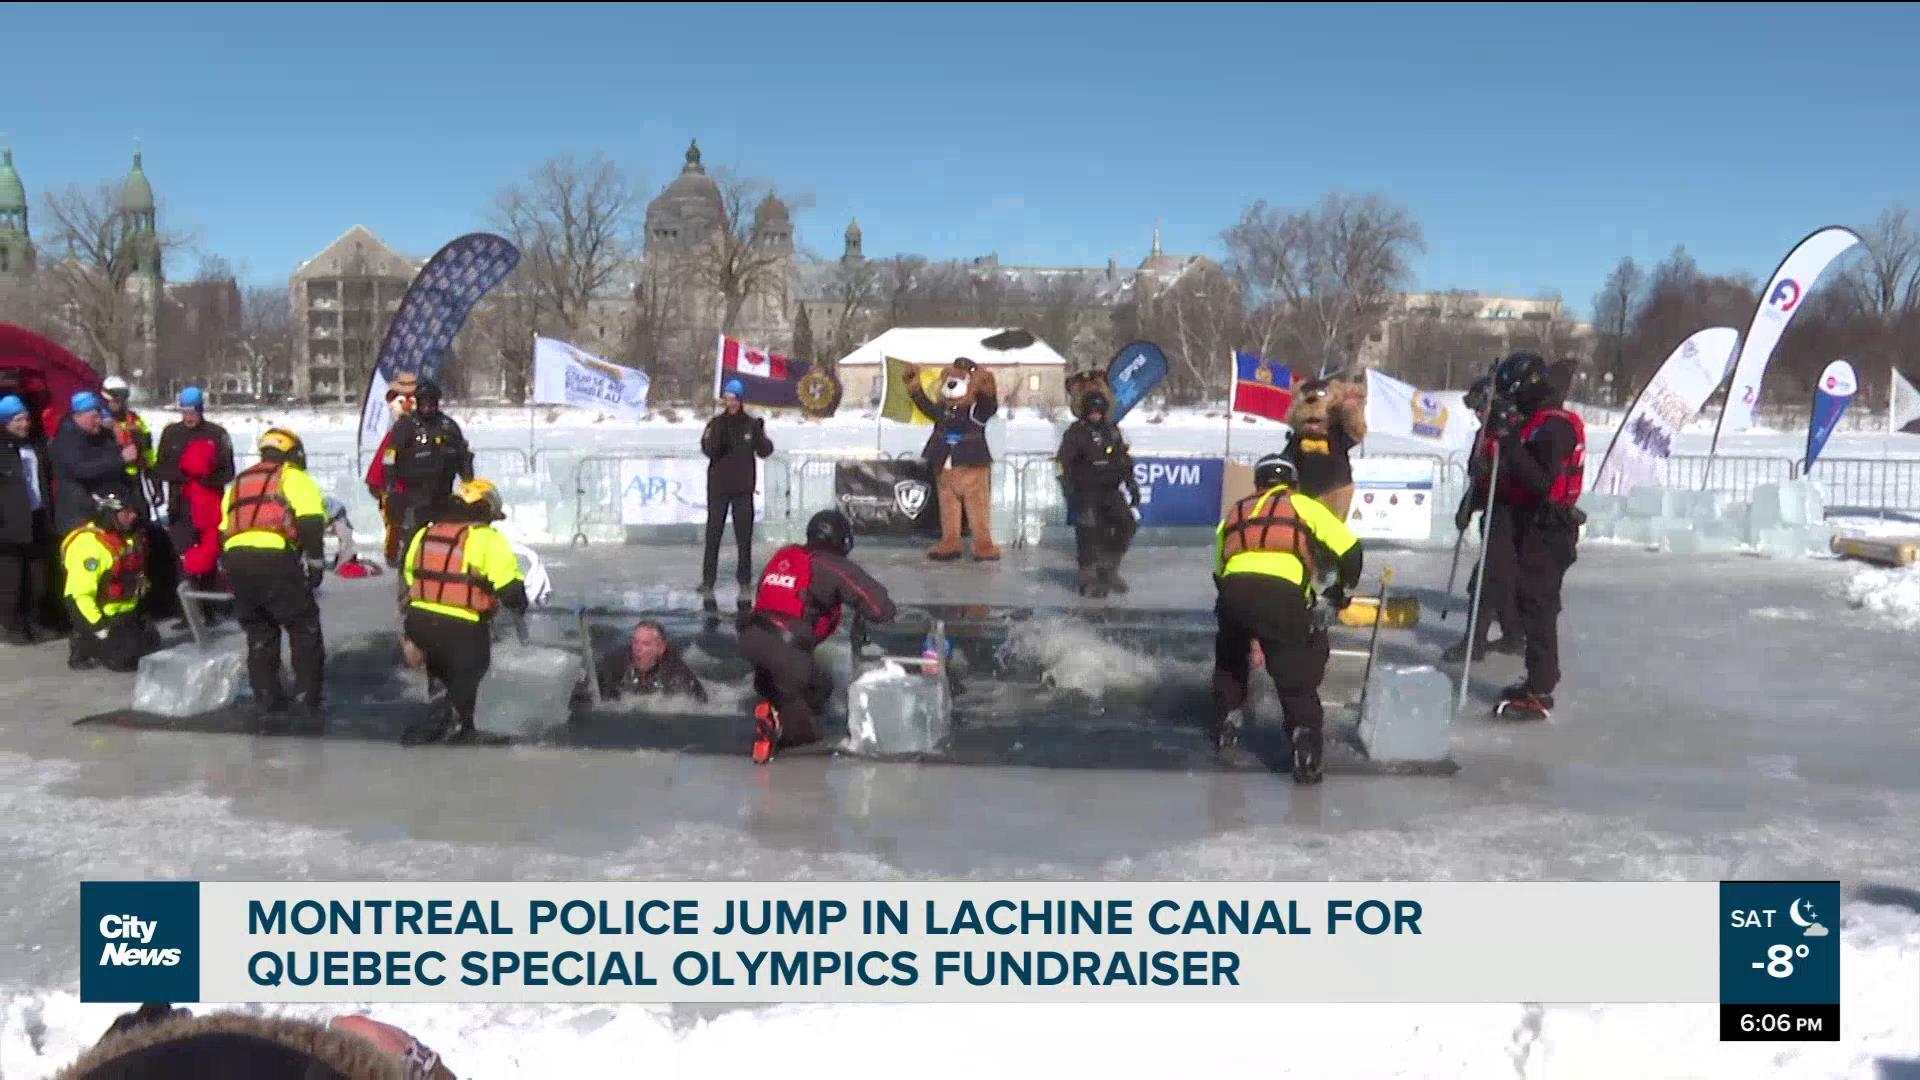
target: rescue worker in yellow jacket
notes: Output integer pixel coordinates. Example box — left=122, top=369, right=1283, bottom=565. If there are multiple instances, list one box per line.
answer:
left=61, top=492, right=158, bottom=672
left=1211, top=452, right=1363, bottom=783
left=221, top=428, right=328, bottom=729
left=399, top=479, right=528, bottom=746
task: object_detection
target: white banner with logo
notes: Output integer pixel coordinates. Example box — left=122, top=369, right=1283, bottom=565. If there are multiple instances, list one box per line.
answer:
left=1718, top=226, right=1862, bottom=434
left=534, top=337, right=650, bottom=420
left=1591, top=327, right=1740, bottom=497
left=1364, top=371, right=1478, bottom=454
left=618, top=458, right=760, bottom=526
left=1347, top=457, right=1437, bottom=541
left=357, top=369, right=391, bottom=461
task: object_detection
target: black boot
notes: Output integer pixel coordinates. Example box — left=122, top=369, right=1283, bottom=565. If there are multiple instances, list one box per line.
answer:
left=255, top=697, right=291, bottom=736
left=1441, top=637, right=1485, bottom=664
left=1488, top=635, right=1525, bottom=656
left=1077, top=566, right=1103, bottom=598
left=1290, top=726, right=1325, bottom=784
left=1102, top=562, right=1129, bottom=595
left=401, top=703, right=457, bottom=747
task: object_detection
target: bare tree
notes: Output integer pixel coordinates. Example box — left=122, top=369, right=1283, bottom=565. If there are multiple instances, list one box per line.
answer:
left=1223, top=191, right=1424, bottom=375
left=236, top=286, right=296, bottom=399
left=1849, top=205, right=1920, bottom=320
left=821, top=253, right=877, bottom=364
left=487, top=154, right=643, bottom=399
left=687, top=171, right=796, bottom=335
left=1591, top=258, right=1643, bottom=405
left=38, top=181, right=191, bottom=376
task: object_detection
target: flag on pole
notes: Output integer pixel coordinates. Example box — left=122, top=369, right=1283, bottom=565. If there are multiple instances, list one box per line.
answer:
left=532, top=336, right=650, bottom=420
left=715, top=334, right=834, bottom=412
left=878, top=356, right=943, bottom=424
left=1231, top=351, right=1293, bottom=421
left=1893, top=368, right=1920, bottom=435
left=1804, top=359, right=1857, bottom=469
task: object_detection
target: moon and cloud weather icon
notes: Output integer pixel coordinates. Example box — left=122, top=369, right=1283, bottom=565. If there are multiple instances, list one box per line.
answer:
left=1789, top=897, right=1830, bottom=938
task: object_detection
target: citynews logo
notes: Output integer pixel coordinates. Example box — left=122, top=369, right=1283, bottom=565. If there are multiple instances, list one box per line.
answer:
left=97, top=915, right=182, bottom=967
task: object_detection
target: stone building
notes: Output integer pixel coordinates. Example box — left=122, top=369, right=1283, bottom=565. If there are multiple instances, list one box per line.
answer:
left=642, top=140, right=795, bottom=350
left=0, top=148, right=32, bottom=283
left=288, top=225, right=421, bottom=401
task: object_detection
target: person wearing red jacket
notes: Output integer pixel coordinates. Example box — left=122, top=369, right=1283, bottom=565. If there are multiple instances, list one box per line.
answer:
left=364, top=372, right=419, bottom=566
left=150, top=387, right=235, bottom=620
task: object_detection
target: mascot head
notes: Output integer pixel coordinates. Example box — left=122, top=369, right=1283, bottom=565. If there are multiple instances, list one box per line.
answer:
left=938, top=357, right=995, bottom=406
left=1065, top=369, right=1115, bottom=420
left=1286, top=378, right=1364, bottom=438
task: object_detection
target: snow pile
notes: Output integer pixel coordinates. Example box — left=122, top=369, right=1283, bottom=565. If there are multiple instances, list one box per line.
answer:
left=1842, top=565, right=1920, bottom=630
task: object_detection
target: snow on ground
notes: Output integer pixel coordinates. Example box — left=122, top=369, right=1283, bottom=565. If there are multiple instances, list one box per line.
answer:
left=1844, top=565, right=1920, bottom=631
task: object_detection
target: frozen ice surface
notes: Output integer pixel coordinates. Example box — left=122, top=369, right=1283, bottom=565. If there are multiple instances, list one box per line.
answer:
left=472, top=643, right=583, bottom=735
left=846, top=661, right=950, bottom=755
left=1746, top=480, right=1825, bottom=535
left=4, top=528, right=1920, bottom=1076
left=1357, top=664, right=1451, bottom=762
left=129, top=632, right=246, bottom=717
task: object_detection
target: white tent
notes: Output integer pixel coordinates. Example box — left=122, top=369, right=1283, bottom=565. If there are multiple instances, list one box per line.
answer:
left=835, top=328, right=1070, bottom=412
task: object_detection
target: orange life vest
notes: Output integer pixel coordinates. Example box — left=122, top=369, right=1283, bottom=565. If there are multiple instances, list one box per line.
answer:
left=62, top=525, right=149, bottom=603
left=1218, top=488, right=1318, bottom=578
left=408, top=523, right=498, bottom=616
left=223, top=461, right=299, bottom=544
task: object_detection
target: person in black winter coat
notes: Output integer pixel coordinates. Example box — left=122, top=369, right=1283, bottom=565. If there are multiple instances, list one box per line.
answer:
left=698, top=379, right=774, bottom=605
left=590, top=620, right=709, bottom=703
left=0, top=395, right=54, bottom=644
left=50, top=391, right=140, bottom=537
left=382, top=380, right=474, bottom=539
left=1054, top=390, right=1140, bottom=598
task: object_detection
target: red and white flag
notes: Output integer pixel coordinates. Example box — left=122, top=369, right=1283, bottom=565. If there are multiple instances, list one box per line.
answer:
left=719, top=335, right=789, bottom=381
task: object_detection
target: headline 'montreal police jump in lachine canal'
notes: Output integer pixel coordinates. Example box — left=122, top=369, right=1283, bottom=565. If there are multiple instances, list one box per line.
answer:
left=247, top=896, right=1426, bottom=938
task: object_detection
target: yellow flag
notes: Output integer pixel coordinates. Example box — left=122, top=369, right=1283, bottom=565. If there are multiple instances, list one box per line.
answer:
left=880, top=356, right=943, bottom=425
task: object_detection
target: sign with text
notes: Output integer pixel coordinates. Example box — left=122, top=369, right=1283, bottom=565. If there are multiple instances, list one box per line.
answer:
left=834, top=459, right=941, bottom=538
left=75, top=880, right=1844, bottom=1020
left=1347, top=457, right=1437, bottom=542
left=617, top=458, right=760, bottom=526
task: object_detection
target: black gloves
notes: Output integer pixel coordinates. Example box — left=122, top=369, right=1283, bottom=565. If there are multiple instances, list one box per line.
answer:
left=1454, top=504, right=1474, bottom=533
left=1127, top=481, right=1141, bottom=508
left=1324, top=585, right=1353, bottom=610
left=1486, top=399, right=1525, bottom=439
left=306, top=558, right=326, bottom=590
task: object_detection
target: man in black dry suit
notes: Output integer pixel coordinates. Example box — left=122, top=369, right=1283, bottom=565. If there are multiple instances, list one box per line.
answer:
left=1054, top=389, right=1139, bottom=598
left=698, top=378, right=774, bottom=610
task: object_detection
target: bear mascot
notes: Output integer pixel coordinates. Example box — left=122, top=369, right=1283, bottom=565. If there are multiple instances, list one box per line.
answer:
left=1282, top=377, right=1367, bottom=521
left=905, top=357, right=1001, bottom=561
left=1065, top=368, right=1116, bottom=421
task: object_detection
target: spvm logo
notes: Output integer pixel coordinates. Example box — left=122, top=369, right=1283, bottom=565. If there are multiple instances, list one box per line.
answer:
left=893, top=479, right=930, bottom=517
left=1769, top=278, right=1803, bottom=312
left=81, top=881, right=199, bottom=1002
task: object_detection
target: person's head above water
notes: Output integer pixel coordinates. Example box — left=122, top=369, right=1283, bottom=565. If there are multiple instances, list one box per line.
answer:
left=630, top=620, right=670, bottom=673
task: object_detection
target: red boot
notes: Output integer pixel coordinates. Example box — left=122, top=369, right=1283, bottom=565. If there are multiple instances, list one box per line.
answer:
left=751, top=701, right=782, bottom=765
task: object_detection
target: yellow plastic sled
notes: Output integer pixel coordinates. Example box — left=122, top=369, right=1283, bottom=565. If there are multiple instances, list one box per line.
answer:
left=1337, top=593, right=1421, bottom=628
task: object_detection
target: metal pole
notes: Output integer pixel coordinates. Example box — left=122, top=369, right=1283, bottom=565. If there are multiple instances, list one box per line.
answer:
left=1355, top=566, right=1394, bottom=720
left=1439, top=525, right=1469, bottom=621
left=1456, top=444, right=1500, bottom=717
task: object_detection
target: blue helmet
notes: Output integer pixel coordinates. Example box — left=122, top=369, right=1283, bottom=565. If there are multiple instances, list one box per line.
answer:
left=178, top=386, right=206, bottom=410
left=71, top=390, right=103, bottom=414
left=0, top=395, right=25, bottom=422
left=722, top=379, right=746, bottom=400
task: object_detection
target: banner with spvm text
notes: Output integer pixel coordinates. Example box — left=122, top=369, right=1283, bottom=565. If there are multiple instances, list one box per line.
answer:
left=77, top=880, right=1841, bottom=1040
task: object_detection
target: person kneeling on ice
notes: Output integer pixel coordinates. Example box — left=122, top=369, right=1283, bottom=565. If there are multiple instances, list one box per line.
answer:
left=739, top=509, right=897, bottom=764
left=221, top=428, right=330, bottom=731
left=1210, top=453, right=1363, bottom=784
left=400, top=480, right=528, bottom=746
left=591, top=619, right=708, bottom=703
left=60, top=492, right=159, bottom=672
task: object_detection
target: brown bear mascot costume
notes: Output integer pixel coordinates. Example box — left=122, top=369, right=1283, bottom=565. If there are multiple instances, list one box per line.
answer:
left=905, top=357, right=1001, bottom=561
left=1281, top=378, right=1367, bottom=520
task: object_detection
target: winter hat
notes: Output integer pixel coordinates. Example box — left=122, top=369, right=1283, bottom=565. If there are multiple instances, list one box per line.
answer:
left=54, top=1009, right=416, bottom=1079
left=177, top=386, right=206, bottom=411
left=722, top=379, right=745, bottom=400
left=71, top=390, right=103, bottom=414
left=0, top=395, right=25, bottom=422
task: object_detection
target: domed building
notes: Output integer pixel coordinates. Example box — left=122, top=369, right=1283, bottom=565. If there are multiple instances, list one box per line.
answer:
left=642, top=140, right=796, bottom=350
left=0, top=147, right=33, bottom=281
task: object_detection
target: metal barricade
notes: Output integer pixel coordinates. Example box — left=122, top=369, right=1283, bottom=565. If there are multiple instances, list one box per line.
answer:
left=1802, top=456, right=1920, bottom=512
left=1664, top=454, right=1794, bottom=499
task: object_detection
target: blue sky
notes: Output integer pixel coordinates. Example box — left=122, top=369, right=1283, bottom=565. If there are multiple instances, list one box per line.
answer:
left=6, top=2, right=1913, bottom=317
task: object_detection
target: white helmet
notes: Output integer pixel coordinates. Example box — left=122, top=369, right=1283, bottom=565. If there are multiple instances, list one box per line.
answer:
left=101, top=375, right=131, bottom=399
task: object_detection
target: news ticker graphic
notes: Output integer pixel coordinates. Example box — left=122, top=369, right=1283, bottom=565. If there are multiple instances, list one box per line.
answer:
left=79, top=881, right=1838, bottom=1029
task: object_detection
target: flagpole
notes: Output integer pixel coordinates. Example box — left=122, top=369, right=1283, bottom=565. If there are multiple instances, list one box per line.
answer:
left=527, top=333, right=537, bottom=460
left=875, top=364, right=884, bottom=453
left=1223, top=349, right=1235, bottom=459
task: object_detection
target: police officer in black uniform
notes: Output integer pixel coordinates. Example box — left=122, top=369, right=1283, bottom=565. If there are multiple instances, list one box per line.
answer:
left=1054, top=390, right=1140, bottom=598
left=381, top=379, right=474, bottom=544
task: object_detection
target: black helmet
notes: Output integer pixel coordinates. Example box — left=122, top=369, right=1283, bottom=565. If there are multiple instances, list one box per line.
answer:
left=1465, top=375, right=1494, bottom=413
left=1083, top=390, right=1110, bottom=417
left=91, top=491, right=131, bottom=527
left=1493, top=352, right=1550, bottom=408
left=805, top=509, right=854, bottom=556
left=1253, top=452, right=1297, bottom=491
left=415, top=379, right=443, bottom=409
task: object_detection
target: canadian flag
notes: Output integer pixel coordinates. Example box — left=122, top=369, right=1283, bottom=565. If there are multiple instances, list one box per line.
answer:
left=720, top=335, right=789, bottom=380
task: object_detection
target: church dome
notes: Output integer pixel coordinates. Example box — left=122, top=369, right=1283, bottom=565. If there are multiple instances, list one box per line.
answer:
left=646, top=140, right=722, bottom=231
left=120, top=149, right=155, bottom=212
left=0, top=149, right=25, bottom=213
left=754, top=192, right=790, bottom=225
